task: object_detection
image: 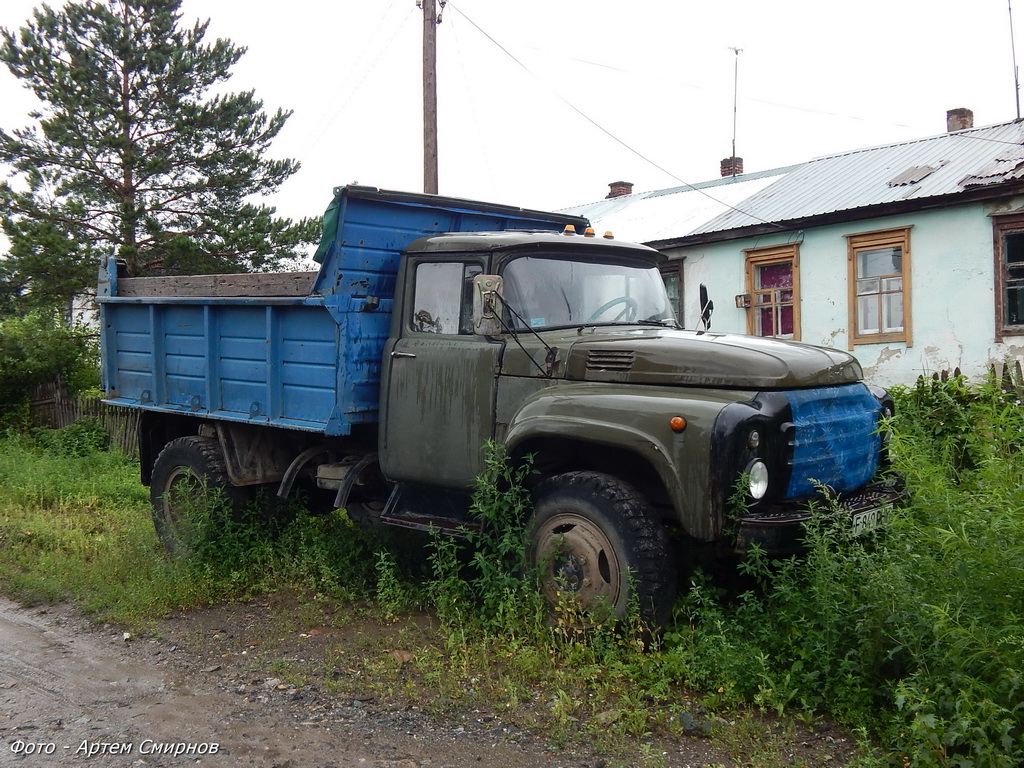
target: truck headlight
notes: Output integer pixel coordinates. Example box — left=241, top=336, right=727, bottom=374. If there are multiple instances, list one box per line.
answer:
left=746, top=459, right=769, bottom=499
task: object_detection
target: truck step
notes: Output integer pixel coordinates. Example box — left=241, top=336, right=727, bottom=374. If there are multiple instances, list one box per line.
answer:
left=377, top=510, right=479, bottom=536
left=377, top=483, right=480, bottom=536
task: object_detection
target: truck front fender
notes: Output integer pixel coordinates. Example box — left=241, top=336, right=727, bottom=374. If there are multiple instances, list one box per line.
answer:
left=502, top=383, right=751, bottom=540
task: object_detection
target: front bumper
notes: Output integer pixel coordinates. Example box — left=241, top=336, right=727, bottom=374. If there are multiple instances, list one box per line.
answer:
left=733, top=475, right=906, bottom=554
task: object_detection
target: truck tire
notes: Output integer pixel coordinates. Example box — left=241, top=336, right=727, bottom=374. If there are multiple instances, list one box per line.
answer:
left=529, top=471, right=676, bottom=626
left=150, top=435, right=246, bottom=555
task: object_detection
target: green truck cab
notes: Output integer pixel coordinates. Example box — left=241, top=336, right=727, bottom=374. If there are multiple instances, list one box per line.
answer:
left=99, top=187, right=900, bottom=626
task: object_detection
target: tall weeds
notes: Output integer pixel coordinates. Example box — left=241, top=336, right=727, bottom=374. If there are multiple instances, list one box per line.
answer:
left=7, top=377, right=1024, bottom=764
left=661, top=374, right=1024, bottom=767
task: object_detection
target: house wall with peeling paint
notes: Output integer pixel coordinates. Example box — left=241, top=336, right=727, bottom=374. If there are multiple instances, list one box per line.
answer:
left=664, top=200, right=1022, bottom=388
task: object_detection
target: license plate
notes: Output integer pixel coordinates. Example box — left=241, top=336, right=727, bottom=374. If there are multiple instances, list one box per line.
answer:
left=851, top=505, right=890, bottom=536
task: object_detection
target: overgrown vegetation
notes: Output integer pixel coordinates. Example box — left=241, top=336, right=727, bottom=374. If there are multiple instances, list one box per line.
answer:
left=654, top=373, right=1024, bottom=767
left=2, top=374, right=1024, bottom=765
left=0, top=311, right=98, bottom=425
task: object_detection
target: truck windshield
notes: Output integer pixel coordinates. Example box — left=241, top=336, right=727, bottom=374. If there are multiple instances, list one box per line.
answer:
left=502, top=255, right=676, bottom=330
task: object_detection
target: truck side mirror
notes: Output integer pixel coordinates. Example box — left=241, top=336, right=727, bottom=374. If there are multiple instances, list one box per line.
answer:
left=699, top=283, right=714, bottom=332
left=472, top=274, right=504, bottom=335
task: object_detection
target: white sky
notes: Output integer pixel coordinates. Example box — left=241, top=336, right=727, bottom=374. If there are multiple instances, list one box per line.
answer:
left=0, top=0, right=1020, bottom=233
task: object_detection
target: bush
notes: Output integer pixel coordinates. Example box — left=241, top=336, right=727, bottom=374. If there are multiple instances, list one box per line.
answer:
left=0, top=311, right=98, bottom=423
left=32, top=417, right=108, bottom=457
left=425, top=443, right=546, bottom=636
left=658, top=374, right=1024, bottom=766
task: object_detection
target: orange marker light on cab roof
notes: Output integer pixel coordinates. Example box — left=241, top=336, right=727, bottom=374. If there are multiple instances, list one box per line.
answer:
left=603, top=231, right=615, bottom=239
left=670, top=416, right=687, bottom=433
left=563, top=224, right=577, bottom=235
left=584, top=227, right=596, bottom=237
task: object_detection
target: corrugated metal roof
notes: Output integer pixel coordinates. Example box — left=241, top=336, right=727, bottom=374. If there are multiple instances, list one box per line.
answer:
left=565, top=120, right=1024, bottom=244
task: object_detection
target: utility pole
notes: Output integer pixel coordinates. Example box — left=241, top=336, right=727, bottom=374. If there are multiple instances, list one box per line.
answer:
left=421, top=0, right=443, bottom=194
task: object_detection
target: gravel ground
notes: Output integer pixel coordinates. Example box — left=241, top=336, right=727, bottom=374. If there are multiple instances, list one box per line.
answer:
left=0, top=597, right=857, bottom=768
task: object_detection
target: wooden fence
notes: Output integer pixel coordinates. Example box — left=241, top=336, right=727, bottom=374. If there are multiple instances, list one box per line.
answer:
left=920, top=362, right=1024, bottom=401
left=30, top=377, right=140, bottom=457
left=993, top=360, right=1024, bottom=400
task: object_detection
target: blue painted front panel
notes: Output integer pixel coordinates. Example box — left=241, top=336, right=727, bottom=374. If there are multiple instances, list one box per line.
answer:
left=784, top=384, right=882, bottom=498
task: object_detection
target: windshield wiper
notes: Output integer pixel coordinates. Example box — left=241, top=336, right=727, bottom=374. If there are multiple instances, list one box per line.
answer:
left=636, top=318, right=681, bottom=328
left=489, top=293, right=560, bottom=378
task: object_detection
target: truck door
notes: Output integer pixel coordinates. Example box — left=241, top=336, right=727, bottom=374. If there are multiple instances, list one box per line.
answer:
left=380, top=260, right=502, bottom=488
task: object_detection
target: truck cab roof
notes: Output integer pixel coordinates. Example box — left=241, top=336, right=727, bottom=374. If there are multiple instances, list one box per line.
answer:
left=403, top=229, right=666, bottom=263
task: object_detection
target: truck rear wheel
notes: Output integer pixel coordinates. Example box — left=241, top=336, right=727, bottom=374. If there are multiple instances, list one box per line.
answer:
left=529, top=471, right=676, bottom=626
left=150, top=435, right=246, bottom=555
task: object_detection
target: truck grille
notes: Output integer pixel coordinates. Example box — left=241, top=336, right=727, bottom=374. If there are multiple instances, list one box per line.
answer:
left=586, top=350, right=636, bottom=372
left=783, top=384, right=881, bottom=498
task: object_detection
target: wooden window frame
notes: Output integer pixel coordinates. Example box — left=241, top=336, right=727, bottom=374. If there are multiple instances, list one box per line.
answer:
left=743, top=243, right=801, bottom=340
left=993, top=212, right=1024, bottom=342
left=846, top=227, right=912, bottom=349
left=659, top=260, right=683, bottom=322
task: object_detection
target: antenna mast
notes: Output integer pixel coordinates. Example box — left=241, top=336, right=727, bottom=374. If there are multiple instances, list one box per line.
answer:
left=1012, top=1, right=1021, bottom=120
left=729, top=47, right=742, bottom=176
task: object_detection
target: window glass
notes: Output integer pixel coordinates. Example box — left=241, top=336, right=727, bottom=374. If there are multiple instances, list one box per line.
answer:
left=1005, top=232, right=1024, bottom=326
left=857, top=247, right=902, bottom=279
left=747, top=254, right=796, bottom=339
left=661, top=269, right=681, bottom=318
left=412, top=262, right=482, bottom=335
left=502, top=256, right=673, bottom=330
left=855, top=246, right=903, bottom=334
left=847, top=229, right=910, bottom=346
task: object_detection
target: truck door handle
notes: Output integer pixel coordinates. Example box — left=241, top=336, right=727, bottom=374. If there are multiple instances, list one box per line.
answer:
left=391, top=351, right=417, bottom=359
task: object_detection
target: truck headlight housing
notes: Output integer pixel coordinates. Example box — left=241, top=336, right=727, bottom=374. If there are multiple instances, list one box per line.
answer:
left=746, top=459, right=769, bottom=500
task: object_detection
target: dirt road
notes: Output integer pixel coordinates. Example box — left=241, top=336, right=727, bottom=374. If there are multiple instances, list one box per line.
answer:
left=0, top=596, right=766, bottom=768
left=0, top=598, right=618, bottom=767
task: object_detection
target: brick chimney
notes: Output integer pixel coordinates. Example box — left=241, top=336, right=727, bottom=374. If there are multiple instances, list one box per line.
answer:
left=606, top=180, right=633, bottom=198
left=946, top=108, right=974, bottom=132
left=720, top=156, right=743, bottom=177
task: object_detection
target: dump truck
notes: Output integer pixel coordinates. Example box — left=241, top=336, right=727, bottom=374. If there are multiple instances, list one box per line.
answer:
left=98, top=185, right=901, bottom=625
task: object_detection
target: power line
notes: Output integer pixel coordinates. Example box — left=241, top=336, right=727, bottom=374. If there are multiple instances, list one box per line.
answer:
left=445, top=2, right=784, bottom=229
left=303, top=1, right=415, bottom=152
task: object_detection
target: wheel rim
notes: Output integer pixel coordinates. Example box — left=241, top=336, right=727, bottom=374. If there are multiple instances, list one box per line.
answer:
left=533, top=512, right=623, bottom=613
left=159, top=465, right=204, bottom=549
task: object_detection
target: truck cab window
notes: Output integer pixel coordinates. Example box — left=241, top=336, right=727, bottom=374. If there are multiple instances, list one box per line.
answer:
left=502, top=255, right=674, bottom=330
left=412, top=262, right=483, bottom=334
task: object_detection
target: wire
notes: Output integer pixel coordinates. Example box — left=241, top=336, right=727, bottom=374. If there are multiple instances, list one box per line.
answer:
left=445, top=2, right=784, bottom=229
left=445, top=8, right=498, bottom=197
left=302, top=0, right=415, bottom=151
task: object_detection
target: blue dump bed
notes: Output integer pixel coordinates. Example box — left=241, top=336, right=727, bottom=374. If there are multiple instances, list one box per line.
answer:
left=98, top=186, right=586, bottom=435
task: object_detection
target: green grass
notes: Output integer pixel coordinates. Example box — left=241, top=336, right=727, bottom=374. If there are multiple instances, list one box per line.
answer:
left=0, top=423, right=382, bottom=622
left=649, top=374, right=1024, bottom=768
left=6, top=378, right=1024, bottom=767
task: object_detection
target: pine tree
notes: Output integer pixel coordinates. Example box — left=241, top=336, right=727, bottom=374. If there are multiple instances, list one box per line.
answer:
left=0, top=0, right=319, bottom=305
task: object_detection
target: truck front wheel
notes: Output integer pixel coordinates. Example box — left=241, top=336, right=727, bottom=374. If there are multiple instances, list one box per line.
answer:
left=529, top=472, right=676, bottom=626
left=150, top=435, right=246, bottom=555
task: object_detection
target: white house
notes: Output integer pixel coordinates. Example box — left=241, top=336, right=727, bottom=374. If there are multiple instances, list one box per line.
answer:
left=568, top=111, right=1024, bottom=386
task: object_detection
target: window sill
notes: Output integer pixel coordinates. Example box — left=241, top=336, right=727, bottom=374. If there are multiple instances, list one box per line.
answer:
left=850, top=332, right=909, bottom=349
left=996, top=326, right=1024, bottom=343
